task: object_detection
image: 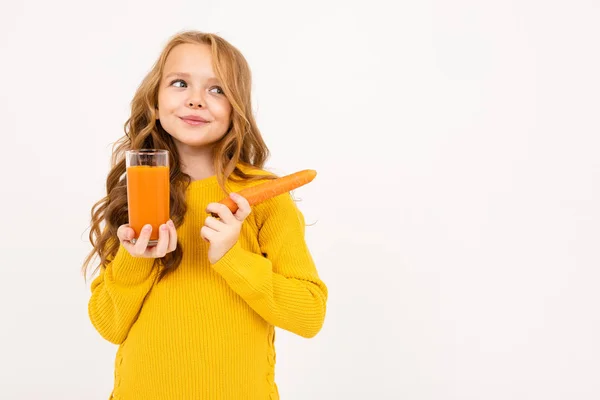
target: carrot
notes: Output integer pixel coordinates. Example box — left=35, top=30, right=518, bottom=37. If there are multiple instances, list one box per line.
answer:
left=213, top=169, right=317, bottom=216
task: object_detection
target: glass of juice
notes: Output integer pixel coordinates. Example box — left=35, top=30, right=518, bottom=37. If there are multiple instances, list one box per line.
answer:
left=125, top=149, right=170, bottom=246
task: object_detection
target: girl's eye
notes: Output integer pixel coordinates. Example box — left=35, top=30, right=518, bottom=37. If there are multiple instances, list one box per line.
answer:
left=210, top=86, right=224, bottom=95
left=170, top=79, right=187, bottom=88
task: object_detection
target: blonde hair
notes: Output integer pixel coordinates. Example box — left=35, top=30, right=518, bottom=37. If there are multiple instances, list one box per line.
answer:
left=82, top=30, right=276, bottom=281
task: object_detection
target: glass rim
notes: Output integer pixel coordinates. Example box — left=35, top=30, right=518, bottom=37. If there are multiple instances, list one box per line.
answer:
left=125, top=149, right=169, bottom=155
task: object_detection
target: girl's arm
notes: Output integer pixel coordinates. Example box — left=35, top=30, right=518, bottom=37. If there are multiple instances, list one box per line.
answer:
left=88, top=245, right=158, bottom=344
left=211, top=193, right=328, bottom=338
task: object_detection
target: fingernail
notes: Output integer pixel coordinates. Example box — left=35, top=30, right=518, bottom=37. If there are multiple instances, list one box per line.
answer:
left=143, top=224, right=152, bottom=232
left=167, top=220, right=175, bottom=228
left=161, top=224, right=168, bottom=231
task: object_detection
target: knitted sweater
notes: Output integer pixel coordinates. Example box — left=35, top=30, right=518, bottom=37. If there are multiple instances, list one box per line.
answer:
left=88, top=168, right=328, bottom=400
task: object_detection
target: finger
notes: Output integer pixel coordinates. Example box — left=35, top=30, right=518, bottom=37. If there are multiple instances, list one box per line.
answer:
left=206, top=202, right=237, bottom=225
left=166, top=220, right=177, bottom=252
left=230, top=193, right=252, bottom=221
left=200, top=225, right=216, bottom=242
left=117, top=225, right=137, bottom=255
left=133, top=224, right=152, bottom=255
left=150, top=224, right=169, bottom=257
left=117, top=224, right=135, bottom=243
left=204, top=215, right=226, bottom=231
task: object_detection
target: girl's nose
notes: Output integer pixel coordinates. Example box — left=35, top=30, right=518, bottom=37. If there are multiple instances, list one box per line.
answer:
left=187, top=100, right=203, bottom=108
left=187, top=90, right=204, bottom=108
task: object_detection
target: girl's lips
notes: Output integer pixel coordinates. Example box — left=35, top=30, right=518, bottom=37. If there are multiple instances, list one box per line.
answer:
left=180, top=117, right=209, bottom=126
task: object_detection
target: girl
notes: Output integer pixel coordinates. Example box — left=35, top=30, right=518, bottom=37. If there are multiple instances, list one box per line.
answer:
left=82, top=30, right=328, bottom=400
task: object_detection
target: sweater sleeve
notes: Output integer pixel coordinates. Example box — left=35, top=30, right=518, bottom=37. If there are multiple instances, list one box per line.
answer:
left=88, top=244, right=159, bottom=344
left=211, top=192, right=328, bottom=338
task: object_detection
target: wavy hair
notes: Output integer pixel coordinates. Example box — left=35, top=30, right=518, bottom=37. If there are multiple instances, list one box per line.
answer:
left=82, top=30, right=277, bottom=281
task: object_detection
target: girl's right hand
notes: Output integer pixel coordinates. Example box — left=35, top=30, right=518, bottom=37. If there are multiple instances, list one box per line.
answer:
left=117, top=220, right=178, bottom=258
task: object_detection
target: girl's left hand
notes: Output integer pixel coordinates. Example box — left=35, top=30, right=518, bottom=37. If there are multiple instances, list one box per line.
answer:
left=202, top=193, right=252, bottom=264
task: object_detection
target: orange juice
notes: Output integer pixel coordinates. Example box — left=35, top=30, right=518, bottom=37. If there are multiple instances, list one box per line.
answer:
left=126, top=165, right=170, bottom=243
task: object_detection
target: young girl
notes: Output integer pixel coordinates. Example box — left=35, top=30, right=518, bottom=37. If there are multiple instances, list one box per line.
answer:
left=82, top=30, right=328, bottom=400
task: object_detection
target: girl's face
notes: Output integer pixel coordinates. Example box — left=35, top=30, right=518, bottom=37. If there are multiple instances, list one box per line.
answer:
left=157, top=43, right=232, bottom=151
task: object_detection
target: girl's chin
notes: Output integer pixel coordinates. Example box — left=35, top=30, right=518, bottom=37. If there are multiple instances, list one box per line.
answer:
left=171, top=136, right=216, bottom=151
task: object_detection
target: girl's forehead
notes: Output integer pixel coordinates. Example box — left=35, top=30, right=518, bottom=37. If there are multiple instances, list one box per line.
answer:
left=163, top=45, right=218, bottom=80
left=165, top=43, right=212, bottom=65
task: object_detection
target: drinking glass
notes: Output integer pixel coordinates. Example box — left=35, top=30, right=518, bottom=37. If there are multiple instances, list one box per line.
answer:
left=125, top=149, right=170, bottom=246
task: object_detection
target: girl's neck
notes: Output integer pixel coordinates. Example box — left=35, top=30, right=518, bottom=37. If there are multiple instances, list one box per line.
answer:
left=176, top=143, right=215, bottom=181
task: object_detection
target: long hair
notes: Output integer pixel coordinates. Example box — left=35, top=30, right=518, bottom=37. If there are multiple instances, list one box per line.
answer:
left=82, top=30, right=277, bottom=281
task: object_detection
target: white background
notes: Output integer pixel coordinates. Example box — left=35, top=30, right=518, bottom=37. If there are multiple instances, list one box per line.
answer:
left=0, top=0, right=599, bottom=399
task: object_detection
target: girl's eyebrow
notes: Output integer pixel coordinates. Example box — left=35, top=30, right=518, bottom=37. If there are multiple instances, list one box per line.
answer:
left=164, top=72, right=221, bottom=83
left=164, top=72, right=191, bottom=80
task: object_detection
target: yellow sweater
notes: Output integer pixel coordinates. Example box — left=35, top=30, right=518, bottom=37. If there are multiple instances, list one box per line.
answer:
left=88, top=169, right=328, bottom=400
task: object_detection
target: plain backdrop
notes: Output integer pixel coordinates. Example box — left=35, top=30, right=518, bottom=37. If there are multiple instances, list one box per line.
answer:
left=0, top=0, right=599, bottom=399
